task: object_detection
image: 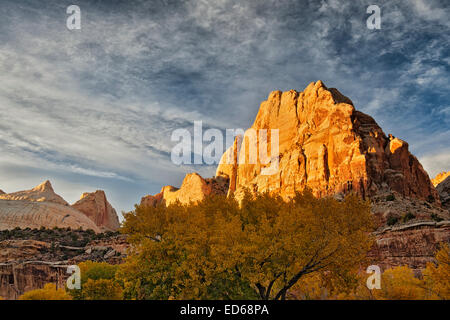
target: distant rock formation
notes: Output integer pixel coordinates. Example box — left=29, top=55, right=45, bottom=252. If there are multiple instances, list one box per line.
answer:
left=0, top=181, right=68, bottom=205
left=436, top=176, right=450, bottom=210
left=432, top=171, right=450, bottom=187
left=0, top=181, right=119, bottom=232
left=0, top=199, right=100, bottom=232
left=72, top=190, right=120, bottom=232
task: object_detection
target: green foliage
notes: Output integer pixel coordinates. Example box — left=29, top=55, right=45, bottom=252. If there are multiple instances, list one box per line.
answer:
left=386, top=194, right=395, bottom=202
left=0, top=227, right=120, bottom=247
left=69, top=261, right=122, bottom=300
left=431, top=213, right=444, bottom=222
left=402, top=212, right=416, bottom=223
left=387, top=216, right=399, bottom=226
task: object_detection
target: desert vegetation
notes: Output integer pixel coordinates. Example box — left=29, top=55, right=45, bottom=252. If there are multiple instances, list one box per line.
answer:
left=0, top=227, right=119, bottom=247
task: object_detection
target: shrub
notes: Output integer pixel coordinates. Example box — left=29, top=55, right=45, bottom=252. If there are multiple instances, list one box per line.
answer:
left=82, top=279, right=123, bottom=300
left=19, top=283, right=71, bottom=300
left=386, top=194, right=395, bottom=201
left=387, top=216, right=399, bottom=226
left=431, top=213, right=444, bottom=222
left=402, top=212, right=416, bottom=223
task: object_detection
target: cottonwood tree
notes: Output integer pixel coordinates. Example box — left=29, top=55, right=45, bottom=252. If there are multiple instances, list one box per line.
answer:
left=118, top=190, right=374, bottom=300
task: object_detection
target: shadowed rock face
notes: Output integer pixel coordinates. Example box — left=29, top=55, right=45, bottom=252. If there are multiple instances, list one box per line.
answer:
left=368, top=221, right=450, bottom=275
left=72, top=190, right=120, bottom=232
left=436, top=176, right=450, bottom=210
left=0, top=262, right=68, bottom=300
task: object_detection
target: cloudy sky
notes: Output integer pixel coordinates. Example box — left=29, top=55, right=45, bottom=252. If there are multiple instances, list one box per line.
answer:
left=0, top=0, right=449, bottom=217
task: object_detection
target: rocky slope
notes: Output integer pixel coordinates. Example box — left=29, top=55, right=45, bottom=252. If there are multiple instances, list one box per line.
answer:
left=0, top=232, right=128, bottom=299
left=72, top=190, right=120, bottom=232
left=368, top=220, right=450, bottom=275
left=0, top=181, right=120, bottom=232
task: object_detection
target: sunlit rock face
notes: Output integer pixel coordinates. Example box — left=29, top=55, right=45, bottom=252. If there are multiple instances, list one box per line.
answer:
left=216, top=81, right=439, bottom=203
left=432, top=171, right=450, bottom=187
left=140, top=173, right=229, bottom=207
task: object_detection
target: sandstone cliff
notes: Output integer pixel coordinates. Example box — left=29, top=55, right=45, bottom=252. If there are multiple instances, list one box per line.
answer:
left=369, top=221, right=450, bottom=275
left=71, top=190, right=120, bottom=232
left=216, top=81, right=439, bottom=203
left=0, top=182, right=120, bottom=232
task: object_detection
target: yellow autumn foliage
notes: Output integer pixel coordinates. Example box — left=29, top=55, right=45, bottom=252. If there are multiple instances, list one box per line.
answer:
left=422, top=244, right=450, bottom=299
left=19, top=283, right=71, bottom=300
left=118, top=190, right=374, bottom=300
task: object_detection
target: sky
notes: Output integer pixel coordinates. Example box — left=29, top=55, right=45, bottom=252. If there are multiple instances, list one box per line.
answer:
left=0, top=0, right=449, bottom=218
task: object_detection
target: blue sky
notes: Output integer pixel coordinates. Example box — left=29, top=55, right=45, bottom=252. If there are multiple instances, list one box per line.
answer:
left=0, top=0, right=449, bottom=218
